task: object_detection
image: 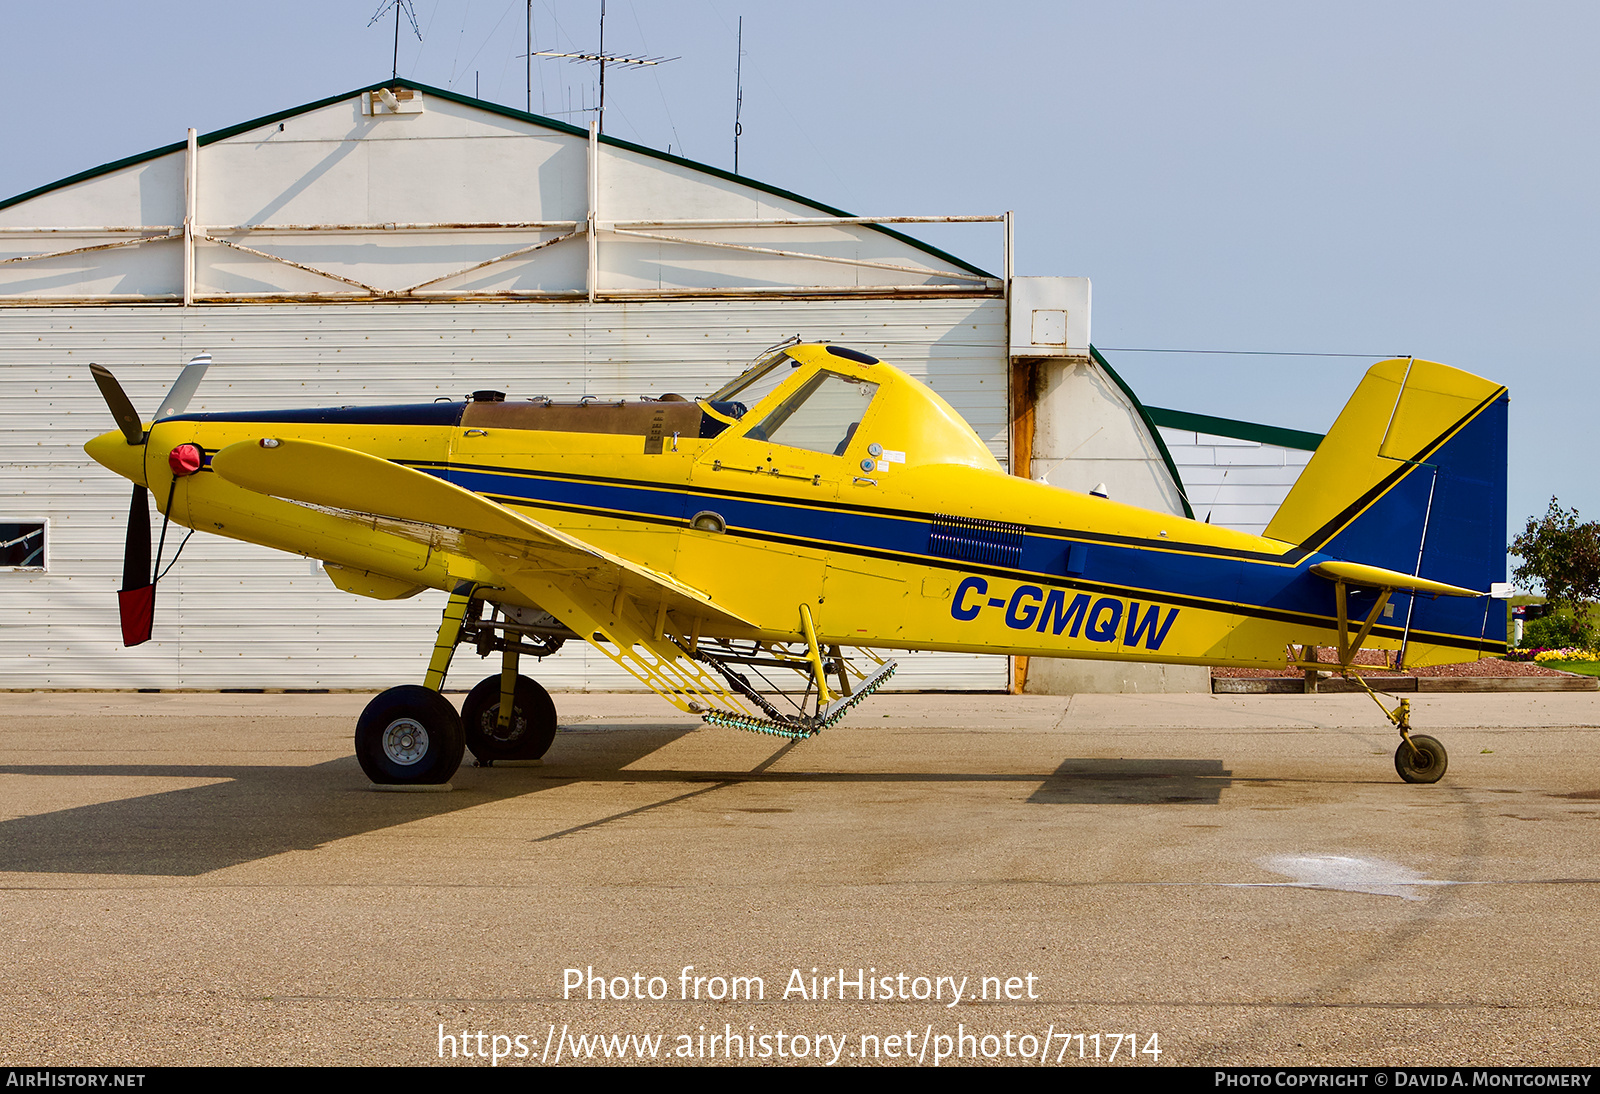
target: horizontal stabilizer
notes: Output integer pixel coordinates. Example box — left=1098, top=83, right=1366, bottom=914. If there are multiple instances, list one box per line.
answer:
left=1310, top=560, right=1481, bottom=598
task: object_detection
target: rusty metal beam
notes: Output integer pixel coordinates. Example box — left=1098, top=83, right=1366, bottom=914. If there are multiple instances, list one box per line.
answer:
left=606, top=226, right=993, bottom=284
left=0, top=233, right=179, bottom=267
left=183, top=127, right=197, bottom=307
left=0, top=216, right=982, bottom=234
left=399, top=228, right=585, bottom=293
left=0, top=284, right=997, bottom=306
left=606, top=215, right=1005, bottom=229
left=0, top=226, right=180, bottom=234
left=199, top=233, right=388, bottom=296
left=206, top=221, right=582, bottom=233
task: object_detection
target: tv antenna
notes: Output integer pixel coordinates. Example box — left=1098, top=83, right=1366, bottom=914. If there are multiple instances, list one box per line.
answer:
left=368, top=0, right=423, bottom=83
left=733, top=17, right=744, bottom=174
left=529, top=0, right=677, bottom=132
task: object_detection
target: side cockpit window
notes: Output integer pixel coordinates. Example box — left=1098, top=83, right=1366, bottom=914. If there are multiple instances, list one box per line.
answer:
left=745, top=371, right=879, bottom=456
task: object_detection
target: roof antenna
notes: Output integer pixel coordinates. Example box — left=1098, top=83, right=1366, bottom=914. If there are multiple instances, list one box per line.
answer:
left=368, top=0, right=423, bottom=83
left=530, top=0, right=677, bottom=134
left=733, top=17, right=744, bottom=174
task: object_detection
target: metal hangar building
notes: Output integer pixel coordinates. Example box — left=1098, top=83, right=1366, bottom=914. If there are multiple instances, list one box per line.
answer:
left=0, top=79, right=1285, bottom=694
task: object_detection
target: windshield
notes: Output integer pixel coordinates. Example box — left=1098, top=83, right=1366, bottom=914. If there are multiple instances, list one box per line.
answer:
left=707, top=352, right=801, bottom=408
left=744, top=371, right=879, bottom=456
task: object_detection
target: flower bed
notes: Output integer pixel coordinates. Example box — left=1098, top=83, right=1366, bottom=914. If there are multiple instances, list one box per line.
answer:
left=1213, top=646, right=1575, bottom=678
left=1531, top=647, right=1600, bottom=664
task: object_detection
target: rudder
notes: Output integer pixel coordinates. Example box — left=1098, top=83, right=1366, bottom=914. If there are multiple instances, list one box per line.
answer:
left=1266, top=358, right=1508, bottom=664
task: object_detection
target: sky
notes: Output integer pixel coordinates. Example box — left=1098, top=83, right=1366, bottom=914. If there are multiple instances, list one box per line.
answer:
left=2, top=0, right=1595, bottom=541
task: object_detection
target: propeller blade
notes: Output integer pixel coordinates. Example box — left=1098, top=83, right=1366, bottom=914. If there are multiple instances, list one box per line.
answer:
left=117, top=484, right=155, bottom=646
left=157, top=352, right=212, bottom=418
left=121, top=485, right=151, bottom=591
left=89, top=363, right=146, bottom=445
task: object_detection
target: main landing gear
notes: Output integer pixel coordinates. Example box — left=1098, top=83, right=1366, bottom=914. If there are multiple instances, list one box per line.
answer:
left=354, top=582, right=567, bottom=786
left=461, top=672, right=558, bottom=762
left=355, top=685, right=464, bottom=785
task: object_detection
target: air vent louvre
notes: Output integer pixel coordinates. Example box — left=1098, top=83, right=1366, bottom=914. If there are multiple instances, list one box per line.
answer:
left=928, top=515, right=1025, bottom=569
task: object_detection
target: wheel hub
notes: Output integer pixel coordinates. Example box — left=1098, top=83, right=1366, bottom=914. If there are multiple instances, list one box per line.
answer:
left=382, top=717, right=430, bottom=765
left=483, top=705, right=525, bottom=745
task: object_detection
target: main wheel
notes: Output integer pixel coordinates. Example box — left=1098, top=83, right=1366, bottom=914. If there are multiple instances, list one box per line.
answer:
left=1395, top=734, right=1448, bottom=784
left=355, top=685, right=465, bottom=785
left=461, top=673, right=558, bottom=762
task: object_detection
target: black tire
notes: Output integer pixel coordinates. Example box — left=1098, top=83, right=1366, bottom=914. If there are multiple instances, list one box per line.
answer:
left=355, top=685, right=465, bottom=785
left=1395, top=734, right=1448, bottom=784
left=461, top=673, right=558, bottom=762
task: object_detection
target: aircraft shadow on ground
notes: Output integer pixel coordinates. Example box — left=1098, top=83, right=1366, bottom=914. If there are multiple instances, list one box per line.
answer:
left=1027, top=758, right=1234, bottom=805
left=0, top=734, right=1234, bottom=876
left=0, top=725, right=696, bottom=877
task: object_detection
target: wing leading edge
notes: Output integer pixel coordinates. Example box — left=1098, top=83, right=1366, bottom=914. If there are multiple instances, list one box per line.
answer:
left=210, top=437, right=774, bottom=717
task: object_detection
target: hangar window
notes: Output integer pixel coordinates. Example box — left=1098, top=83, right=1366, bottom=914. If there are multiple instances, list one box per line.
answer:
left=745, top=371, right=878, bottom=456
left=1, top=521, right=46, bottom=571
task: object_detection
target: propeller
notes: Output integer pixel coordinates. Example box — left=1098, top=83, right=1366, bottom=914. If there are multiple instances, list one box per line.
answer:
left=90, top=363, right=145, bottom=445
left=89, top=354, right=212, bottom=647
left=158, top=352, right=211, bottom=419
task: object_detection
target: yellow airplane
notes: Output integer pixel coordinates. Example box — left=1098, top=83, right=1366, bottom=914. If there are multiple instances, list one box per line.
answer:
left=85, top=341, right=1508, bottom=787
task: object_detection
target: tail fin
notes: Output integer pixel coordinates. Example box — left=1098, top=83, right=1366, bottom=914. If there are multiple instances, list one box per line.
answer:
left=1266, top=358, right=1509, bottom=665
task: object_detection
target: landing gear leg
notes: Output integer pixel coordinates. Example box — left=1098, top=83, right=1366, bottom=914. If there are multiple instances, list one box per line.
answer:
left=1350, top=675, right=1450, bottom=784
left=422, top=580, right=479, bottom=692
left=1299, top=580, right=1448, bottom=784
left=497, top=645, right=520, bottom=743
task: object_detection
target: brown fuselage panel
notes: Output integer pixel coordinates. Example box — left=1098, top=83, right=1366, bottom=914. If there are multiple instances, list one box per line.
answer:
left=460, top=400, right=706, bottom=438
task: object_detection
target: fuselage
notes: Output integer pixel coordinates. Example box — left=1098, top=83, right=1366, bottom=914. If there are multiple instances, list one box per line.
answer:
left=85, top=344, right=1498, bottom=670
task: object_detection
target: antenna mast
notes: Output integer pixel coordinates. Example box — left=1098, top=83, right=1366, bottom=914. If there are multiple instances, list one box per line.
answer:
left=734, top=17, right=744, bottom=174
left=368, top=0, right=422, bottom=83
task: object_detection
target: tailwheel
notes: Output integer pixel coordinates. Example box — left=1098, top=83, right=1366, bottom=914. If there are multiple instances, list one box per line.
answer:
left=1395, top=733, right=1448, bottom=784
left=1342, top=674, right=1450, bottom=785
left=462, top=673, right=558, bottom=763
left=355, top=685, right=465, bottom=785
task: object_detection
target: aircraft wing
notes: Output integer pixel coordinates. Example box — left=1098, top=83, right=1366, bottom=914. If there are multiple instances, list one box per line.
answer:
left=209, top=438, right=757, bottom=631
left=1310, top=559, right=1482, bottom=598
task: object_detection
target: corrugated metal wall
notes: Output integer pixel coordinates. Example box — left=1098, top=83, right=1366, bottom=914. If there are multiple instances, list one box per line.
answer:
left=1156, top=426, right=1314, bottom=535
left=0, top=297, right=1009, bottom=690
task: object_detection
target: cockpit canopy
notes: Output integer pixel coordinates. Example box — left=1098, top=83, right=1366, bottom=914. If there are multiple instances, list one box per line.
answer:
left=704, top=343, right=1001, bottom=473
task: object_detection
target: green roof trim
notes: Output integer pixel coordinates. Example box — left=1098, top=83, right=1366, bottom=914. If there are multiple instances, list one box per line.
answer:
left=1144, top=406, right=1324, bottom=452
left=1089, top=345, right=1194, bottom=520
left=0, top=79, right=994, bottom=280
left=0, top=82, right=373, bottom=214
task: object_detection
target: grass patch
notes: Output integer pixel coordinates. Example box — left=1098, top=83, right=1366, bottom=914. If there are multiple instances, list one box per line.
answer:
left=1543, top=660, right=1600, bottom=677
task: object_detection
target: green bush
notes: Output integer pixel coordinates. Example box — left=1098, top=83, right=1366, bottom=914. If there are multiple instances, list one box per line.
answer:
left=1523, top=611, right=1595, bottom=650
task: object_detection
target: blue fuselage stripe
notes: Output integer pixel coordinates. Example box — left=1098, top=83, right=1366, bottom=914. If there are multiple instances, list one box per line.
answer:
left=419, top=463, right=1486, bottom=645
